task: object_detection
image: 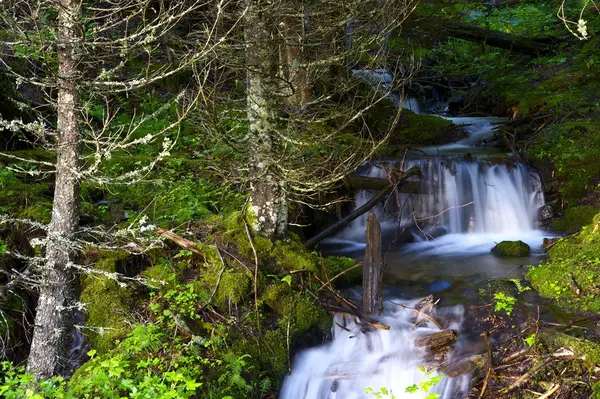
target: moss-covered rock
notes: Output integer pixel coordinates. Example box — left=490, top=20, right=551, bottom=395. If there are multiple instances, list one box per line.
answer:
left=491, top=240, right=531, bottom=257
left=539, top=330, right=600, bottom=370
left=528, top=212, right=600, bottom=313
left=80, top=251, right=136, bottom=353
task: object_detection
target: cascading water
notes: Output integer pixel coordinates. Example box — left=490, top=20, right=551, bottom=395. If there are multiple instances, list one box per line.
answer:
left=282, top=92, right=548, bottom=398
left=280, top=299, right=470, bottom=399
left=333, top=115, right=546, bottom=255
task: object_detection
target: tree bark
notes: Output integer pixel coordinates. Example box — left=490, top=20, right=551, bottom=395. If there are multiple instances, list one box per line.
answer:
left=27, top=0, right=81, bottom=378
left=362, top=211, right=382, bottom=315
left=245, top=0, right=288, bottom=240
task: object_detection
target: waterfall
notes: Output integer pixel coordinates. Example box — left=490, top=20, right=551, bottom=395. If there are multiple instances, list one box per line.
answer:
left=334, top=116, right=545, bottom=249
left=282, top=87, right=548, bottom=398
left=399, top=158, right=545, bottom=234
left=280, top=299, right=470, bottom=399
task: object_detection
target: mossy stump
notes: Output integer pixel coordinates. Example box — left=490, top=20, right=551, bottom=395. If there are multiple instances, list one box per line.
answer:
left=491, top=240, right=531, bottom=257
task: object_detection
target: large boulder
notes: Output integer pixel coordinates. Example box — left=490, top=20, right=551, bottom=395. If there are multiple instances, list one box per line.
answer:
left=491, top=240, right=531, bottom=257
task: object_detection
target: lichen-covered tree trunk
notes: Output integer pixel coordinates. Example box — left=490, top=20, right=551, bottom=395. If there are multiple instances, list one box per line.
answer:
left=245, top=0, right=288, bottom=240
left=27, top=0, right=81, bottom=378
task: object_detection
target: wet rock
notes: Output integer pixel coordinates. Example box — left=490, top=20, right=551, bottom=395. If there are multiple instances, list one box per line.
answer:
left=439, top=354, right=487, bottom=378
left=538, top=204, right=553, bottom=223
left=415, top=329, right=459, bottom=351
left=491, top=240, right=531, bottom=257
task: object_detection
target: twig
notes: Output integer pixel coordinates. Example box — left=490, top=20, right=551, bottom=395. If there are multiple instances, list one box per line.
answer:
left=388, top=299, right=444, bottom=330
left=539, top=384, right=560, bottom=399
left=315, top=262, right=363, bottom=293
left=478, top=331, right=492, bottom=399
left=501, top=359, right=551, bottom=394
left=156, top=227, right=203, bottom=257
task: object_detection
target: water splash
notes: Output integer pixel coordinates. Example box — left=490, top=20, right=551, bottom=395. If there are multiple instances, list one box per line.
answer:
left=280, top=299, right=470, bottom=399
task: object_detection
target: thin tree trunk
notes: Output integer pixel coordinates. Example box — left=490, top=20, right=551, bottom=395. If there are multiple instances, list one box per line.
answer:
left=27, top=0, right=81, bottom=378
left=245, top=0, right=288, bottom=240
left=280, top=14, right=311, bottom=107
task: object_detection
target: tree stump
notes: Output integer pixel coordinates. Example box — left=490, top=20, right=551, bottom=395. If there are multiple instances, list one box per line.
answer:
left=362, top=211, right=382, bottom=314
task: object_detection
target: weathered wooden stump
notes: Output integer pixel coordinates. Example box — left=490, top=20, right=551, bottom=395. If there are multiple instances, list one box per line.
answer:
left=362, top=211, right=382, bottom=314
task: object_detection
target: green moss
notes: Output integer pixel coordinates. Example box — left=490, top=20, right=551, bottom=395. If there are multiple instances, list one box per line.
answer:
left=529, top=120, right=600, bottom=206
left=528, top=213, right=600, bottom=313
left=491, top=240, right=531, bottom=257
left=273, top=235, right=316, bottom=273
left=141, top=260, right=176, bottom=287
left=554, top=205, right=598, bottom=234
left=80, top=251, right=135, bottom=353
left=321, top=256, right=362, bottom=286
left=196, top=260, right=252, bottom=309
left=395, top=111, right=459, bottom=145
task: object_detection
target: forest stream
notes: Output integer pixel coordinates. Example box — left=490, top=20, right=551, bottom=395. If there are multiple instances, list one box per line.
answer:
left=281, top=99, right=559, bottom=399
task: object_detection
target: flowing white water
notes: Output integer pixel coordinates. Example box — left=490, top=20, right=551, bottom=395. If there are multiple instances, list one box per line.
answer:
left=282, top=104, right=547, bottom=398
left=280, top=299, right=470, bottom=399
left=332, top=116, right=546, bottom=255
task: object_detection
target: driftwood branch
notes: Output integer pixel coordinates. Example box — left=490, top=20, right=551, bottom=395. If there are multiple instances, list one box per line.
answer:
left=156, top=227, right=203, bottom=258
left=304, top=166, right=421, bottom=248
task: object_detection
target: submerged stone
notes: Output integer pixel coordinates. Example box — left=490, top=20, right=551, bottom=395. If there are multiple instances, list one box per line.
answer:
left=491, top=240, right=531, bottom=257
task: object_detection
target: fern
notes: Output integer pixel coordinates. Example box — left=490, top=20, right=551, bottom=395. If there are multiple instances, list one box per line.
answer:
left=510, top=278, right=531, bottom=294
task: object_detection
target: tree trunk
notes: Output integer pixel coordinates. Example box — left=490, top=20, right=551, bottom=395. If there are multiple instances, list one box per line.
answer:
left=245, top=0, right=288, bottom=240
left=362, top=211, right=382, bottom=315
left=27, top=0, right=81, bottom=378
left=279, top=14, right=311, bottom=107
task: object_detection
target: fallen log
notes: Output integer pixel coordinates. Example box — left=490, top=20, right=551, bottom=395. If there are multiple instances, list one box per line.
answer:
left=304, top=166, right=421, bottom=248
left=401, top=15, right=559, bottom=55
left=345, top=174, right=422, bottom=193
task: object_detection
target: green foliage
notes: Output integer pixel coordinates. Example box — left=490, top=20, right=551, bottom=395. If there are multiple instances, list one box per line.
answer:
left=554, top=205, right=598, bottom=233
left=525, top=333, right=537, bottom=348
left=509, top=278, right=531, bottom=294
left=530, top=121, right=600, bottom=206
left=405, top=366, right=444, bottom=399
left=365, top=387, right=395, bottom=399
left=493, top=291, right=517, bottom=316
left=528, top=212, right=600, bottom=313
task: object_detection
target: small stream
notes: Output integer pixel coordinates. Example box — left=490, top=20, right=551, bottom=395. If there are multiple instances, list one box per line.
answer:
left=281, top=99, right=553, bottom=398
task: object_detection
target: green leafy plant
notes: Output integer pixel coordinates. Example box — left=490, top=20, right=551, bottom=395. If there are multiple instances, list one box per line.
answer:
left=405, top=366, right=444, bottom=399
left=493, top=291, right=517, bottom=316
left=525, top=333, right=537, bottom=348
left=365, top=387, right=395, bottom=399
